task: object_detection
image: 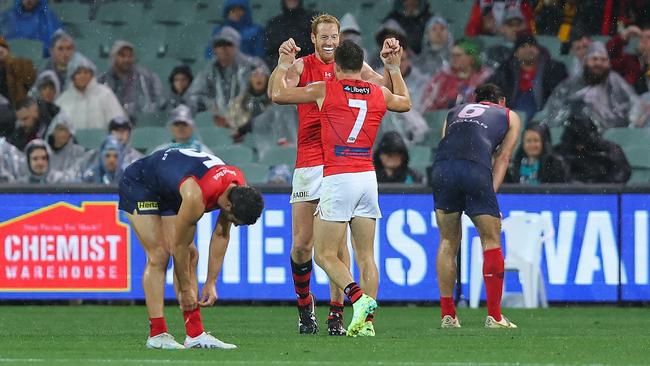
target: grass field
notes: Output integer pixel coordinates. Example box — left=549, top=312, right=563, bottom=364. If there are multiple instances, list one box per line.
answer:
left=0, top=305, right=648, bottom=365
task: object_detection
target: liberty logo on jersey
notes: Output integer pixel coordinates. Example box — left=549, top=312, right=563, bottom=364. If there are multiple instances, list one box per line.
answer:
left=343, top=85, right=370, bottom=95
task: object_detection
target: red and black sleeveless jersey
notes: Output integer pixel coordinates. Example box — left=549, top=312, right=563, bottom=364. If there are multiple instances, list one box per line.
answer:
left=320, top=79, right=387, bottom=177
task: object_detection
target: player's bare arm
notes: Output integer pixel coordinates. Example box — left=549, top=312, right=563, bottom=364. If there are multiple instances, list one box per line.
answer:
left=173, top=178, right=207, bottom=311
left=199, top=211, right=232, bottom=307
left=268, top=38, right=304, bottom=97
left=492, top=110, right=522, bottom=192
left=361, top=38, right=401, bottom=90
left=381, top=46, right=411, bottom=112
left=271, top=50, right=326, bottom=106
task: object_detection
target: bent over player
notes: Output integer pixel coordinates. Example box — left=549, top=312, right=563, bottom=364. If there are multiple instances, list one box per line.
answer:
left=272, top=40, right=411, bottom=336
left=118, top=148, right=264, bottom=349
left=267, top=13, right=396, bottom=336
left=431, top=84, right=521, bottom=329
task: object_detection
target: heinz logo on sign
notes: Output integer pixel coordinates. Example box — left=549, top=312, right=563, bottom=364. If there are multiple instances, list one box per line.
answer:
left=0, top=202, right=130, bottom=292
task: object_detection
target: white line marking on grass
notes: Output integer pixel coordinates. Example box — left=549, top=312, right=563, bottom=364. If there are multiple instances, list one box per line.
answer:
left=0, top=359, right=631, bottom=366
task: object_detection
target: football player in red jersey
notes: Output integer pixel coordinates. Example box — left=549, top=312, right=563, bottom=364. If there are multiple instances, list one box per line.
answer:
left=272, top=40, right=411, bottom=336
left=118, top=149, right=264, bottom=349
left=267, top=13, right=398, bottom=336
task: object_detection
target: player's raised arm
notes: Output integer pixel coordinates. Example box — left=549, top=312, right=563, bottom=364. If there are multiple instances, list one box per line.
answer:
left=199, top=211, right=232, bottom=307
left=381, top=46, right=411, bottom=112
left=173, top=179, right=207, bottom=311
left=361, top=38, right=401, bottom=91
left=267, top=38, right=304, bottom=97
left=492, top=110, right=522, bottom=192
left=271, top=49, right=326, bottom=106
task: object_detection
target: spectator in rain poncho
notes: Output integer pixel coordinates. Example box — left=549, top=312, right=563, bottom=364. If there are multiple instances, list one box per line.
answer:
left=107, top=116, right=142, bottom=167
left=153, top=105, right=213, bottom=154
left=188, top=26, right=260, bottom=121
left=39, top=30, right=85, bottom=91
left=0, top=0, right=63, bottom=57
left=55, top=56, right=126, bottom=130
left=482, top=7, right=527, bottom=70
left=208, top=0, right=265, bottom=59
left=161, top=65, right=193, bottom=112
left=554, top=114, right=631, bottom=184
left=339, top=13, right=369, bottom=62
left=228, top=64, right=272, bottom=142
left=415, top=16, right=453, bottom=78
left=7, top=97, right=48, bottom=150
left=0, top=95, right=15, bottom=136
left=532, top=41, right=639, bottom=131
left=81, top=135, right=124, bottom=185
left=32, top=70, right=60, bottom=124
left=250, top=104, right=297, bottom=160
left=18, top=138, right=74, bottom=183
left=566, top=28, right=591, bottom=79
left=45, top=111, right=85, bottom=173
left=0, top=137, right=25, bottom=182
left=383, top=0, right=431, bottom=54
left=98, top=40, right=164, bottom=121
left=264, top=0, right=316, bottom=68
left=373, top=131, right=423, bottom=184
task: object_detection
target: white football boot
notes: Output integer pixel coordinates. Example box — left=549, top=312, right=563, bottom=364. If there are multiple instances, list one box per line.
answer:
left=184, top=332, right=237, bottom=349
left=440, top=315, right=461, bottom=328
left=146, top=333, right=185, bottom=349
left=485, top=315, right=518, bottom=328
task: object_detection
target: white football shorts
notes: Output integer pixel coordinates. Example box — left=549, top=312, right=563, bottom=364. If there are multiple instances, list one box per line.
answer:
left=290, top=165, right=324, bottom=203
left=316, top=170, right=381, bottom=222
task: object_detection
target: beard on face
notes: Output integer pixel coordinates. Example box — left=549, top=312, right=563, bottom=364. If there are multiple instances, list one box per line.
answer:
left=583, top=65, right=610, bottom=85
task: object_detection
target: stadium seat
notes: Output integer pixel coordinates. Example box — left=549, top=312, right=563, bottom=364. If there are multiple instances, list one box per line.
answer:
left=51, top=2, right=90, bottom=24
left=135, top=112, right=167, bottom=128
left=130, top=127, right=169, bottom=151
left=238, top=163, right=269, bottom=184
left=623, top=146, right=650, bottom=169
left=97, top=2, right=143, bottom=26
left=201, top=127, right=234, bottom=149
left=408, top=146, right=432, bottom=165
left=259, top=146, right=297, bottom=167
left=470, top=212, right=549, bottom=309
left=549, top=126, right=564, bottom=145
left=213, top=145, right=255, bottom=165
left=536, top=35, right=562, bottom=56
left=150, top=0, right=194, bottom=26
left=194, top=112, right=216, bottom=130
left=75, top=128, right=107, bottom=150
left=603, top=128, right=650, bottom=149
left=165, top=23, right=214, bottom=63
left=512, top=110, right=527, bottom=123
left=8, top=39, right=43, bottom=61
left=629, top=169, right=650, bottom=184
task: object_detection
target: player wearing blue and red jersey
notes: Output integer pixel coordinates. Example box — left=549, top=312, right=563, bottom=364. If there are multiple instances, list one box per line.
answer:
left=272, top=40, right=411, bottom=336
left=267, top=14, right=395, bottom=335
left=118, top=148, right=263, bottom=349
left=431, top=84, right=521, bottom=329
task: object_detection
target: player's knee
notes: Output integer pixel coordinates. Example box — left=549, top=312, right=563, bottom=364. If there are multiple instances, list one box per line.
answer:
left=292, top=236, right=313, bottom=256
left=314, top=252, right=331, bottom=270
left=189, top=246, right=199, bottom=267
left=147, top=247, right=170, bottom=269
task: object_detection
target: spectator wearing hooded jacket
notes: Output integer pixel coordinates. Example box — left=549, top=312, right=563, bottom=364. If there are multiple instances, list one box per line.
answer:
left=98, top=40, right=164, bottom=121
left=208, top=0, right=265, bottom=59
left=189, top=26, right=260, bottom=120
left=339, top=13, right=369, bottom=62
left=555, top=114, right=631, bottom=184
left=489, top=33, right=567, bottom=121
left=264, top=0, right=316, bottom=67
left=55, top=57, right=126, bottom=130
left=0, top=0, right=62, bottom=57
left=153, top=105, right=213, bottom=154
left=81, top=135, right=124, bottom=185
left=7, top=97, right=47, bottom=150
left=45, top=111, right=85, bottom=174
left=39, top=30, right=86, bottom=91
left=0, top=37, right=36, bottom=107
left=18, top=138, right=74, bottom=183
left=505, top=123, right=568, bottom=184
left=107, top=116, right=142, bottom=168
left=607, top=25, right=650, bottom=95
left=383, top=0, right=431, bottom=54
left=228, top=64, right=272, bottom=142
left=532, top=41, right=639, bottom=130
left=465, top=0, right=533, bottom=37
left=32, top=70, right=60, bottom=122
left=373, top=131, right=423, bottom=184
left=419, top=38, right=493, bottom=112
left=161, top=65, right=193, bottom=112
left=415, top=16, right=453, bottom=78
left=0, top=137, right=24, bottom=182
left=0, top=95, right=15, bottom=137
left=482, top=7, right=527, bottom=69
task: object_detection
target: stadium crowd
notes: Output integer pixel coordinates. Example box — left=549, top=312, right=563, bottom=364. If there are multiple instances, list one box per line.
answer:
left=0, top=0, right=648, bottom=185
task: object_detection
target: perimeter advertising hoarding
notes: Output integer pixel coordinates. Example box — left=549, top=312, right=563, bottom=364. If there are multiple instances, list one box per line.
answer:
left=0, top=193, right=645, bottom=301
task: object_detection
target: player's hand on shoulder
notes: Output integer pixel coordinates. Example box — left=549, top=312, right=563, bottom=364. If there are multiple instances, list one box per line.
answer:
left=199, top=283, right=218, bottom=307
left=279, top=38, right=301, bottom=56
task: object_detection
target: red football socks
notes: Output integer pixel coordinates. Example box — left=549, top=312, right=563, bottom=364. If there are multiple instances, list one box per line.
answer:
left=344, top=282, right=363, bottom=303
left=440, top=296, right=456, bottom=319
left=291, top=259, right=313, bottom=307
left=148, top=317, right=167, bottom=337
left=328, top=301, right=344, bottom=320
left=183, top=307, right=205, bottom=338
left=483, top=247, right=505, bottom=322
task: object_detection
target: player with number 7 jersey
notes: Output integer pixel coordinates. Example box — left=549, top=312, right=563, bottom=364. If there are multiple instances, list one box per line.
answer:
left=272, top=40, right=411, bottom=336
left=118, top=148, right=264, bottom=349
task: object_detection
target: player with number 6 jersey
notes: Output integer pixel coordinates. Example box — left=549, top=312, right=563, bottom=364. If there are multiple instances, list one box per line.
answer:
left=272, top=40, right=411, bottom=337
left=118, top=148, right=264, bottom=349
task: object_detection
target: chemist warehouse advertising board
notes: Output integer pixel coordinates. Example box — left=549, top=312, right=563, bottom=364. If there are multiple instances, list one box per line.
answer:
left=0, top=191, right=648, bottom=301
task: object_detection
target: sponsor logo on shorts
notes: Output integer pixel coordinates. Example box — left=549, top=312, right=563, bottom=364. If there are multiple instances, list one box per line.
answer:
left=292, top=191, right=310, bottom=199
left=137, top=201, right=159, bottom=211
left=343, top=85, right=370, bottom=95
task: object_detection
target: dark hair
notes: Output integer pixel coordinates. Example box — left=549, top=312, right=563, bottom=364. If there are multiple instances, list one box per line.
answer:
left=474, top=83, right=504, bottom=103
left=228, top=186, right=264, bottom=225
left=168, top=65, right=194, bottom=94
left=15, top=97, right=36, bottom=111
left=334, top=40, right=364, bottom=72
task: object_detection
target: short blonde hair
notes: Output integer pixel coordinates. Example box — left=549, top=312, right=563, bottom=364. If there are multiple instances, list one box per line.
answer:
left=311, top=13, right=340, bottom=35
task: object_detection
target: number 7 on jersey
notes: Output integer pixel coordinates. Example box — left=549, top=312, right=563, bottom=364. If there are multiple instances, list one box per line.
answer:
left=347, top=99, right=367, bottom=143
